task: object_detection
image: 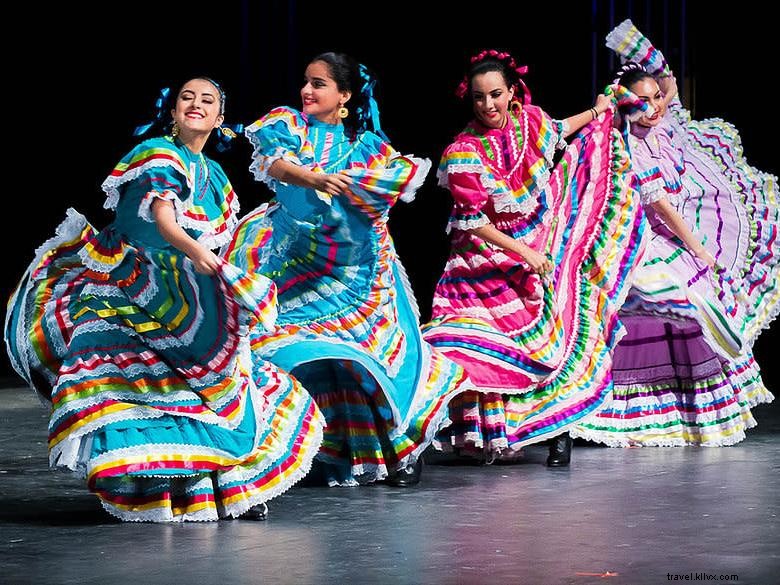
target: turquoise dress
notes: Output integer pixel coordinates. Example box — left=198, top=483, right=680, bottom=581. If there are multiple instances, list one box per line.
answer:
left=224, top=107, right=467, bottom=485
left=5, top=135, right=324, bottom=521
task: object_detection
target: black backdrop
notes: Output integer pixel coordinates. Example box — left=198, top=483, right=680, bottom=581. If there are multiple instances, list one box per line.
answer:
left=4, top=1, right=777, bottom=402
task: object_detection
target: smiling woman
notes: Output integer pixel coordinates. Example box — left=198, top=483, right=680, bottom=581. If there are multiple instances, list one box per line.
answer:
left=422, top=49, right=647, bottom=466
left=572, top=21, right=780, bottom=447
left=223, top=52, right=469, bottom=488
left=4, top=77, right=325, bottom=522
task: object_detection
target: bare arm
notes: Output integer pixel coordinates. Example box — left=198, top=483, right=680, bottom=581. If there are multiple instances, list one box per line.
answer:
left=268, top=158, right=353, bottom=195
left=651, top=197, right=715, bottom=267
left=658, top=74, right=679, bottom=108
left=151, top=199, right=221, bottom=275
left=560, top=94, right=614, bottom=138
left=471, top=223, right=553, bottom=275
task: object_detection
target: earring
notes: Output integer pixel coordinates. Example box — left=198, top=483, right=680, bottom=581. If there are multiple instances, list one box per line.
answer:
left=219, top=126, right=237, bottom=138
left=338, top=106, right=349, bottom=119
left=171, top=122, right=180, bottom=138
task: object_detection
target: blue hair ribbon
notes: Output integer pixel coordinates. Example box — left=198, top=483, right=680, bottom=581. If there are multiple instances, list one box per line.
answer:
left=356, top=64, right=388, bottom=141
left=133, top=87, right=171, bottom=137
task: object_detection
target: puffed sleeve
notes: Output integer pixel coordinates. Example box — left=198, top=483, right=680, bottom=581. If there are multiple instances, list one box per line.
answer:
left=101, top=136, right=192, bottom=216
left=244, top=106, right=313, bottom=189
left=338, top=131, right=431, bottom=220
left=437, top=140, right=494, bottom=233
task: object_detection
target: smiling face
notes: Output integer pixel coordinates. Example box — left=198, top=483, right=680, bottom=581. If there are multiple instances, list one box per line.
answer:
left=470, top=70, right=514, bottom=129
left=300, top=60, right=351, bottom=124
left=630, top=77, right=666, bottom=127
left=170, top=78, right=224, bottom=137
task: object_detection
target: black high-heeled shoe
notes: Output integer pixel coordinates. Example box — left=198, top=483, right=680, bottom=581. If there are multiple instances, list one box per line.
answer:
left=386, top=457, right=423, bottom=487
left=241, top=502, right=269, bottom=520
left=546, top=432, right=572, bottom=467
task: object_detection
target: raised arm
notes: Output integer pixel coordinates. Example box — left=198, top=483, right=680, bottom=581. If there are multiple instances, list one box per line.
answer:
left=657, top=74, right=679, bottom=108
left=560, top=94, right=614, bottom=138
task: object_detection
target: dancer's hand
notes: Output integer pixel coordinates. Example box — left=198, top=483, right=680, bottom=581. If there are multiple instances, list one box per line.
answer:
left=315, top=172, right=353, bottom=195
left=697, top=249, right=716, bottom=269
left=658, top=74, right=678, bottom=102
left=594, top=93, right=613, bottom=116
left=522, top=248, right=554, bottom=275
left=189, top=246, right=221, bottom=276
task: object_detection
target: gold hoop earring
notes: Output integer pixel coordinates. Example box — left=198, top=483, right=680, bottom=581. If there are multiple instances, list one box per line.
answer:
left=338, top=106, right=349, bottom=119
left=171, top=122, right=180, bottom=138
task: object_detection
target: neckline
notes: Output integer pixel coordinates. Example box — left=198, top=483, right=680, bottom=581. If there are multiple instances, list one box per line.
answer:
left=630, top=122, right=655, bottom=139
left=309, top=116, right=346, bottom=133
left=173, top=136, right=207, bottom=163
left=471, top=109, right=519, bottom=136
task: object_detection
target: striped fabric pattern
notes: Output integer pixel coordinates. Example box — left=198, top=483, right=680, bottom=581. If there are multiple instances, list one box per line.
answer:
left=423, top=103, right=647, bottom=456
left=224, top=107, right=467, bottom=484
left=5, top=137, right=324, bottom=521
left=572, top=21, right=778, bottom=447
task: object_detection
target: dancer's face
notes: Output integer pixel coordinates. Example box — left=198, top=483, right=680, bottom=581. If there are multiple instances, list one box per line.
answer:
left=170, top=78, right=224, bottom=137
left=630, top=77, right=666, bottom=127
left=301, top=60, right=351, bottom=124
left=471, top=71, right=514, bottom=129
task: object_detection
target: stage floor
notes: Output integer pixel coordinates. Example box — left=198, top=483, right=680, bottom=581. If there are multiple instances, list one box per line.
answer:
left=1, top=386, right=778, bottom=585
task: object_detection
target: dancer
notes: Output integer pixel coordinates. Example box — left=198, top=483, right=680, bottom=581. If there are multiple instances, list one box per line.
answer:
left=5, top=78, right=324, bottom=521
left=422, top=50, right=647, bottom=465
left=573, top=21, right=779, bottom=446
left=223, top=53, right=467, bottom=486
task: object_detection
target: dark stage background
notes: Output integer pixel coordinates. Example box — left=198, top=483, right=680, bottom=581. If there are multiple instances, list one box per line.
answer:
left=4, top=1, right=777, bottom=403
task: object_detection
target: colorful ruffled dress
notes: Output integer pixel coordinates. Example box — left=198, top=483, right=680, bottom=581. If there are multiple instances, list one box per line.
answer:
left=5, top=135, right=324, bottom=521
left=421, top=103, right=647, bottom=457
left=223, top=108, right=467, bottom=485
left=572, top=20, right=779, bottom=446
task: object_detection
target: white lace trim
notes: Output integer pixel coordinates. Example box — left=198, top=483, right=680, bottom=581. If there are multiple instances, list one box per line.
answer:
left=397, top=155, right=432, bottom=203
left=638, top=176, right=669, bottom=205
left=184, top=194, right=241, bottom=251
left=101, top=159, right=193, bottom=211
left=569, top=425, right=749, bottom=448
left=437, top=163, right=486, bottom=189
left=30, top=208, right=90, bottom=275
left=95, top=414, right=323, bottom=522
left=491, top=187, right=541, bottom=216
left=50, top=407, right=165, bottom=468
left=278, top=277, right=350, bottom=313
left=107, top=156, right=239, bottom=251
left=247, top=144, right=303, bottom=187
left=6, top=210, right=89, bottom=392
left=446, top=214, right=490, bottom=234
left=137, top=190, right=182, bottom=223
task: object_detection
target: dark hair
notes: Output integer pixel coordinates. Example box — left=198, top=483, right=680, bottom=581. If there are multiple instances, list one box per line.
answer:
left=467, top=57, right=525, bottom=102
left=310, top=52, right=381, bottom=137
left=133, top=76, right=241, bottom=151
left=614, top=63, right=653, bottom=90
left=134, top=76, right=227, bottom=138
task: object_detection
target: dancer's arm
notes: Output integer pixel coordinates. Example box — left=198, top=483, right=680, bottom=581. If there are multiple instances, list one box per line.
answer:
left=151, top=199, right=221, bottom=275
left=269, top=159, right=353, bottom=195
left=470, top=223, right=553, bottom=274
left=650, top=197, right=716, bottom=267
left=560, top=94, right=613, bottom=138
left=658, top=74, right=679, bottom=108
